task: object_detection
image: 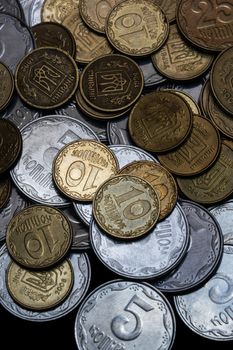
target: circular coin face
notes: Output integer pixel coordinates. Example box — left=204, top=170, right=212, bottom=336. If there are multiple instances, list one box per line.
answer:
left=106, top=0, right=169, bottom=56
left=174, top=91, right=201, bottom=115
left=93, top=175, right=160, bottom=239
left=154, top=0, right=178, bottom=22
left=53, top=140, right=119, bottom=201
left=0, top=61, right=14, bottom=111
left=6, top=206, right=72, bottom=269
left=15, top=47, right=79, bottom=109
left=6, top=259, right=74, bottom=310
left=0, top=177, right=11, bottom=209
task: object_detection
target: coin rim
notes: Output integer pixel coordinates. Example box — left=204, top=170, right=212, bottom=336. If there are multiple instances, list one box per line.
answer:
left=0, top=177, right=12, bottom=209
left=0, top=61, right=15, bottom=111
left=79, top=0, right=106, bottom=34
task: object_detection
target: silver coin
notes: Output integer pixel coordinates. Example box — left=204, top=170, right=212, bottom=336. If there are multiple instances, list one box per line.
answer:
left=90, top=204, right=189, bottom=279
left=74, top=145, right=157, bottom=226
left=0, top=13, right=34, bottom=73
left=18, top=0, right=44, bottom=26
left=107, top=115, right=131, bottom=145
left=10, top=116, right=99, bottom=207
left=174, top=245, right=233, bottom=341
left=138, top=57, right=166, bottom=88
left=209, top=200, right=233, bottom=245
left=0, top=244, right=91, bottom=321
left=1, top=94, right=41, bottom=129
left=0, top=0, right=25, bottom=21
left=75, top=280, right=176, bottom=350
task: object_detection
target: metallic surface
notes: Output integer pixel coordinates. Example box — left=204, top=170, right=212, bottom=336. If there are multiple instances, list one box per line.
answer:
left=210, top=200, right=233, bottom=245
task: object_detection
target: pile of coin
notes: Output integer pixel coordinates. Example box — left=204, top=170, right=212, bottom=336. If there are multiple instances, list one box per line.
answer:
left=0, top=0, right=233, bottom=348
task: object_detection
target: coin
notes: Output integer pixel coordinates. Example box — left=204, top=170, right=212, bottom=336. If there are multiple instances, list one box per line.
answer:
left=0, top=177, right=11, bottom=209
left=152, top=24, right=213, bottom=81
left=53, top=140, right=119, bottom=201
left=200, top=80, right=211, bottom=117
left=177, top=0, right=233, bottom=52
left=128, top=91, right=193, bottom=153
left=32, top=22, right=76, bottom=57
left=154, top=0, right=178, bottom=22
left=6, top=205, right=72, bottom=269
left=138, top=57, right=166, bottom=88
left=209, top=200, right=233, bottom=246
left=0, top=119, right=22, bottom=175
left=119, top=161, right=177, bottom=220
left=0, top=62, right=14, bottom=111
left=15, top=47, right=79, bottom=110
left=6, top=259, right=74, bottom=310
left=19, top=0, right=44, bottom=26
left=80, top=54, right=143, bottom=112
left=174, top=91, right=201, bottom=115
left=107, top=115, right=133, bottom=145
left=158, top=115, right=220, bottom=176
left=177, top=143, right=233, bottom=204
left=75, top=280, right=176, bottom=350
left=106, top=0, right=169, bottom=56
left=0, top=0, right=25, bottom=21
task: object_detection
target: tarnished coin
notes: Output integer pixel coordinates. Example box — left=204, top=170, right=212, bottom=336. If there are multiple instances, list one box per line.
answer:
left=75, top=280, right=176, bottom=350
left=158, top=115, right=220, bottom=176
left=174, top=245, right=233, bottom=341
left=200, top=80, right=211, bottom=117
left=15, top=47, right=79, bottom=109
left=0, top=62, right=14, bottom=111
left=106, top=0, right=169, bottom=56
left=210, top=200, right=233, bottom=245
left=80, top=54, right=143, bottom=112
left=0, top=119, right=22, bottom=175
left=32, top=22, right=76, bottom=57
left=174, top=91, right=201, bottom=115
left=0, top=0, right=25, bottom=21
left=53, top=140, right=119, bottom=201
left=93, top=175, right=160, bottom=239
left=19, top=0, right=44, bottom=26
left=177, top=143, right=233, bottom=204
left=154, top=0, right=178, bottom=22
left=177, top=0, right=233, bottom=52
left=6, top=205, right=72, bottom=269
left=0, top=177, right=11, bottom=209
left=119, top=161, right=177, bottom=220
left=6, top=259, right=74, bottom=310
left=128, top=91, right=192, bottom=153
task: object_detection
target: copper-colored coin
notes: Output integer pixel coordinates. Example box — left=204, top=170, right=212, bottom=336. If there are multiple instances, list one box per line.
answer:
left=200, top=80, right=211, bottom=117
left=177, top=143, right=233, bottom=204
left=6, top=206, right=72, bottom=269
left=153, top=0, right=178, bottom=22
left=158, top=115, right=220, bottom=176
left=106, top=0, right=169, bottom=56
left=0, top=62, right=14, bottom=111
left=32, top=22, right=76, bottom=58
left=128, top=91, right=193, bottom=153
left=6, top=259, right=74, bottom=310
left=93, top=175, right=160, bottom=239
left=211, top=47, right=233, bottom=115
left=53, top=140, right=119, bottom=201
left=223, top=138, right=233, bottom=150
left=15, top=47, right=79, bottom=109
left=177, top=0, right=233, bottom=52
left=152, top=24, right=213, bottom=81
left=0, top=177, right=11, bottom=209
left=173, top=91, right=201, bottom=115
left=119, top=161, right=177, bottom=220
left=42, top=0, right=113, bottom=64
left=80, top=54, right=143, bottom=112
left=0, top=119, right=22, bottom=175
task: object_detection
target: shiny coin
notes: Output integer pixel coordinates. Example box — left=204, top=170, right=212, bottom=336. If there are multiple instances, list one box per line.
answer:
left=53, top=140, right=119, bottom=201
left=106, top=0, right=169, bottom=56
left=80, top=54, right=143, bottom=112
left=93, top=175, right=160, bottom=239
left=6, top=259, right=74, bottom=310
left=0, top=62, right=14, bottom=111
left=210, top=200, right=233, bottom=246
left=19, top=0, right=44, bottom=26
left=119, top=161, right=177, bottom=220
left=0, top=0, right=25, bottom=21
left=0, top=119, right=22, bottom=175
left=158, top=115, right=220, bottom=176
left=128, top=91, right=192, bottom=153
left=174, top=245, right=233, bottom=341
left=75, top=280, right=176, bottom=350
left=0, top=177, right=11, bottom=209
left=174, top=91, right=201, bottom=115
left=6, top=205, right=72, bottom=269
left=154, top=0, right=178, bottom=22
left=107, top=115, right=133, bottom=145
left=200, top=80, right=211, bottom=117
left=15, top=47, right=79, bottom=109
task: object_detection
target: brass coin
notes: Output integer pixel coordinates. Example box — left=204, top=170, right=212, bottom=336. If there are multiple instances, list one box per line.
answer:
left=0, top=177, right=11, bottom=209
left=200, top=80, right=211, bottom=117
left=15, top=47, right=79, bottom=109
left=177, top=0, right=233, bottom=52
left=93, top=174, right=160, bottom=239
left=128, top=91, right=193, bottom=153
left=158, top=115, right=220, bottom=176
left=0, top=119, right=22, bottom=175
left=6, top=259, right=74, bottom=310
left=223, top=139, right=233, bottom=150
left=106, top=0, right=169, bottom=56
left=173, top=90, right=201, bottom=115
left=32, top=22, right=76, bottom=58
left=53, top=140, right=119, bottom=201
left=211, top=47, right=233, bottom=115
left=152, top=24, right=213, bottom=81
left=80, top=54, right=143, bottom=112
left=177, top=143, right=233, bottom=204
left=153, top=0, right=178, bottom=22
left=119, top=161, right=177, bottom=220
left=6, top=206, right=72, bottom=269
left=0, top=62, right=14, bottom=111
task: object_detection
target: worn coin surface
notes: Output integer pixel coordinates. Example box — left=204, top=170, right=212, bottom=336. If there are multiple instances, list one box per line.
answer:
left=106, top=0, right=169, bottom=56
left=53, top=140, right=119, bottom=201
left=154, top=0, right=178, bottom=22
left=174, top=91, right=201, bottom=115
left=19, top=0, right=44, bottom=26
left=138, top=57, right=166, bottom=88
left=200, top=80, right=211, bottom=117
left=174, top=245, right=233, bottom=340
left=0, top=62, right=14, bottom=111
left=0, top=177, right=11, bottom=209
left=210, top=200, right=233, bottom=245
left=128, top=91, right=192, bottom=153
left=6, top=205, right=72, bottom=269
left=107, top=115, right=133, bottom=145
left=0, top=0, right=25, bottom=20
